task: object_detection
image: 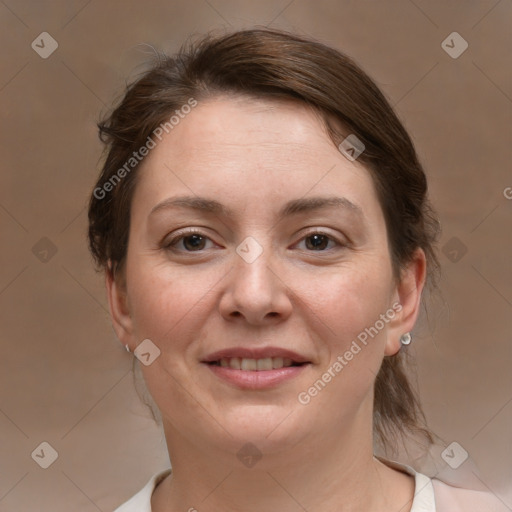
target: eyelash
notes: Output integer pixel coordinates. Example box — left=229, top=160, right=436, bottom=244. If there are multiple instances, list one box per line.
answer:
left=163, top=228, right=346, bottom=253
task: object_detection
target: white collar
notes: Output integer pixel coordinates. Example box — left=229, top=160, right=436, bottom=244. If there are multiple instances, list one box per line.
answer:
left=114, top=457, right=436, bottom=512
left=375, top=456, right=436, bottom=511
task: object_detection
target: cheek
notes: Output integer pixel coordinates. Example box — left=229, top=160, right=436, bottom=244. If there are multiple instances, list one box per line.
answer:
left=126, top=262, right=214, bottom=343
left=125, top=263, right=213, bottom=413
left=295, top=258, right=394, bottom=409
left=300, top=260, right=394, bottom=344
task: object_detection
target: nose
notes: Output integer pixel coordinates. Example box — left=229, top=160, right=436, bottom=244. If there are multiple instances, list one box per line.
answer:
left=219, top=244, right=293, bottom=326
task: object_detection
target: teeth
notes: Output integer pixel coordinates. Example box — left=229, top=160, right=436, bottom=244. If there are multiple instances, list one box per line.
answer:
left=217, top=357, right=297, bottom=371
left=241, top=358, right=257, bottom=371
left=272, top=357, right=283, bottom=369
left=229, top=357, right=241, bottom=369
left=257, top=358, right=273, bottom=370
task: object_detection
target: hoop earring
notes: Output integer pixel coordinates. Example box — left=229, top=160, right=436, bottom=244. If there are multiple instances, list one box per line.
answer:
left=400, top=333, right=412, bottom=345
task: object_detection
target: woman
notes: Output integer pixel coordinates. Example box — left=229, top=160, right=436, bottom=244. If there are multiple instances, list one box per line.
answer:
left=87, top=28, right=507, bottom=512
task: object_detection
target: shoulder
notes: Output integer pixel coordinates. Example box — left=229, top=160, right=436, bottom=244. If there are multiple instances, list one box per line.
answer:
left=432, top=478, right=510, bottom=512
left=112, top=469, right=172, bottom=512
left=375, top=456, right=510, bottom=512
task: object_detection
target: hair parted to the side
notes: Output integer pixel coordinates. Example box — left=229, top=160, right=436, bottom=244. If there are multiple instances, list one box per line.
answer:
left=88, top=27, right=441, bottom=456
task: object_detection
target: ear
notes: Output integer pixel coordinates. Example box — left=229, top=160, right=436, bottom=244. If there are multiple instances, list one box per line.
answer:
left=105, top=262, right=134, bottom=349
left=384, top=248, right=427, bottom=356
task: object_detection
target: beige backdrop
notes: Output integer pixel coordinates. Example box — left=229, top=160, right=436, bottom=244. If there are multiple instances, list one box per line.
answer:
left=0, top=1, right=511, bottom=511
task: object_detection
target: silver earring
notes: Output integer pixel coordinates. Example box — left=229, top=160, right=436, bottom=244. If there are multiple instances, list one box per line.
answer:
left=400, top=333, right=412, bottom=345
left=125, top=344, right=131, bottom=353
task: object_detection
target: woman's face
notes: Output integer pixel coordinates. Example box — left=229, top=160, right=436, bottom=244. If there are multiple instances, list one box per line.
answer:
left=108, top=96, right=424, bottom=463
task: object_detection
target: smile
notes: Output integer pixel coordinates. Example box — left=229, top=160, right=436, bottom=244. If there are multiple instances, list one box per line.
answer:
left=209, top=357, right=305, bottom=371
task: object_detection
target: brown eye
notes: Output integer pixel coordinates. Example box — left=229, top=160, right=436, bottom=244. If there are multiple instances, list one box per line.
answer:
left=181, top=234, right=207, bottom=251
left=164, top=230, right=214, bottom=252
left=304, top=234, right=331, bottom=251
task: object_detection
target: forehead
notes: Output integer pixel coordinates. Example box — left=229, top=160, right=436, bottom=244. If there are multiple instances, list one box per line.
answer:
left=159, top=95, right=339, bottom=163
left=130, top=95, right=382, bottom=223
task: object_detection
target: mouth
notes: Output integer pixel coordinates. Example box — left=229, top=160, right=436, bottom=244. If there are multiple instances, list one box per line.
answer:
left=201, top=348, right=311, bottom=389
left=207, top=357, right=307, bottom=371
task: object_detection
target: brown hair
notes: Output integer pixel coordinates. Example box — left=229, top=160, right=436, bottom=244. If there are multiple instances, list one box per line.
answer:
left=88, top=28, right=440, bottom=454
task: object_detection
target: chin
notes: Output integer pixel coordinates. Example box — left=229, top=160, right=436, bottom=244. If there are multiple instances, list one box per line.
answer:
left=220, top=406, right=308, bottom=448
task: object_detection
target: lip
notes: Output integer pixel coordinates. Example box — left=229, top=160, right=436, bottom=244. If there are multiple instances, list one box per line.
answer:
left=201, top=346, right=312, bottom=390
left=204, top=363, right=309, bottom=390
left=201, top=346, right=310, bottom=364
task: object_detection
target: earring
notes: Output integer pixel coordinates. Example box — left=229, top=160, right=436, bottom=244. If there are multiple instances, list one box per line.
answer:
left=125, top=344, right=131, bottom=353
left=400, top=333, right=412, bottom=345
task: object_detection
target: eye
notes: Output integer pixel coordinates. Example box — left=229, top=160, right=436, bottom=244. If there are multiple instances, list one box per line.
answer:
left=164, top=229, right=215, bottom=252
left=295, top=231, right=343, bottom=252
left=163, top=229, right=345, bottom=254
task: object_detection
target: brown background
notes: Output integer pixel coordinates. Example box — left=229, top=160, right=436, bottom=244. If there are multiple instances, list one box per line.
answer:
left=0, top=1, right=511, bottom=511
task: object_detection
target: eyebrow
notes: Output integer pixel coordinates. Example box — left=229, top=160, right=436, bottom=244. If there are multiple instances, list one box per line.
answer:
left=149, top=195, right=363, bottom=220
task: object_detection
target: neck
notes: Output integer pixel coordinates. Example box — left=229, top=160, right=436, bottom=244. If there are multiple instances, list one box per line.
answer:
left=151, top=399, right=413, bottom=512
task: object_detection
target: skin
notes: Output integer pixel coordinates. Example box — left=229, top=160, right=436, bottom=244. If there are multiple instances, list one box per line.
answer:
left=107, top=96, right=426, bottom=512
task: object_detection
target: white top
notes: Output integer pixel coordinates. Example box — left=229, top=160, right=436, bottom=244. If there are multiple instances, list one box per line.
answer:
left=113, top=457, right=509, bottom=512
